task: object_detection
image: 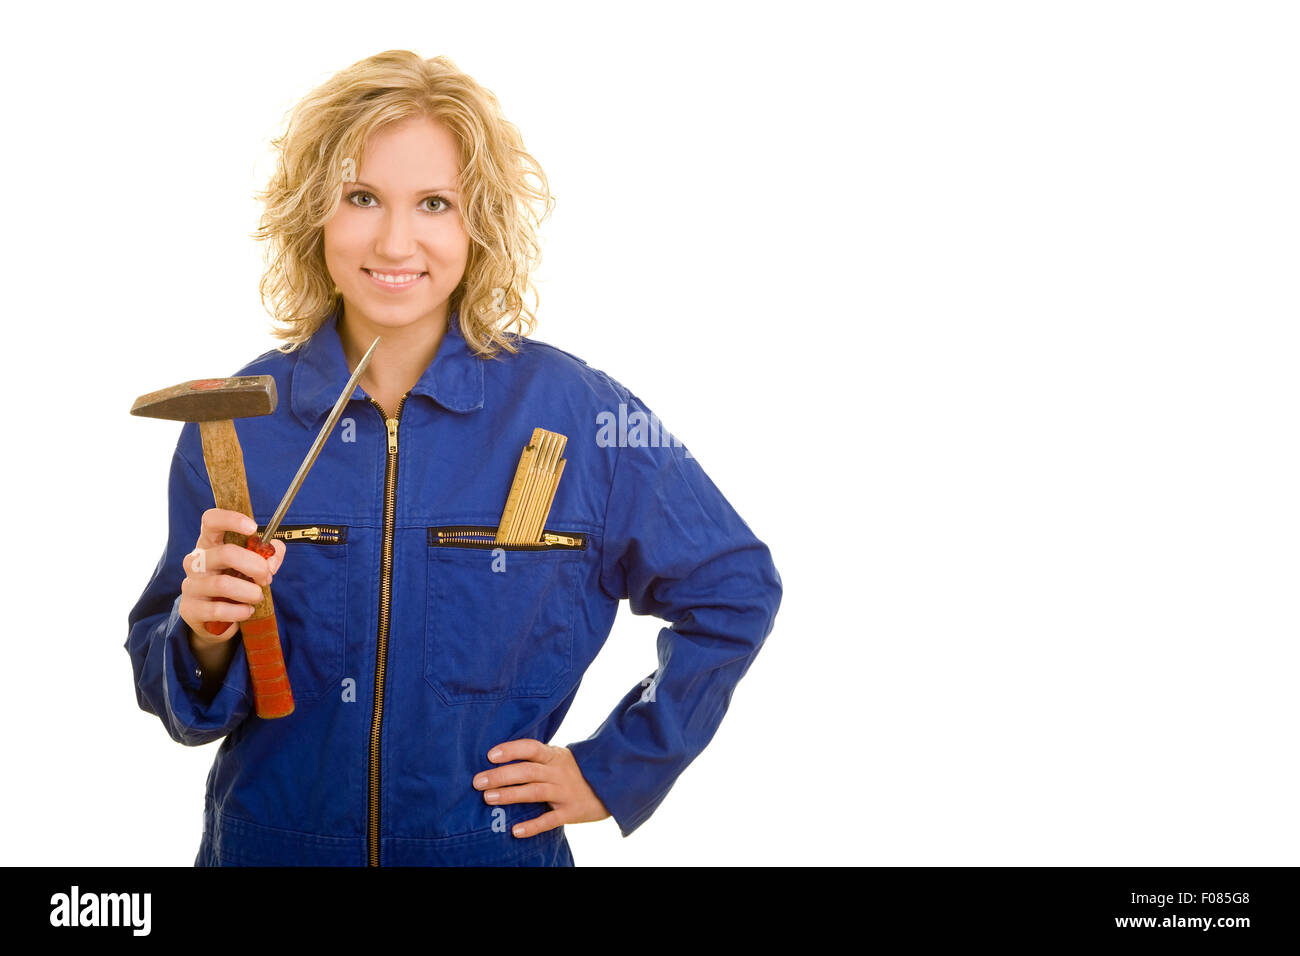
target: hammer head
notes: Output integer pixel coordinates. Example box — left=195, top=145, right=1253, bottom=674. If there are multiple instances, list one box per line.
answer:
left=131, top=375, right=278, bottom=422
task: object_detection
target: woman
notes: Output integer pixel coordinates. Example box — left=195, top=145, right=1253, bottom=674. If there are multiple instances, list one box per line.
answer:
left=125, top=49, right=782, bottom=866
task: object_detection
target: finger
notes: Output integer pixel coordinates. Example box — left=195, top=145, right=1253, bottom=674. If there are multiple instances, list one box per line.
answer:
left=188, top=593, right=256, bottom=623
left=186, top=542, right=272, bottom=587
left=511, top=809, right=566, bottom=839
left=183, top=547, right=210, bottom=578
left=268, top=539, right=286, bottom=575
left=473, top=761, right=549, bottom=790
left=482, top=782, right=558, bottom=806
left=486, top=739, right=547, bottom=764
left=198, top=508, right=259, bottom=548
left=183, top=566, right=264, bottom=605
left=208, top=542, right=275, bottom=586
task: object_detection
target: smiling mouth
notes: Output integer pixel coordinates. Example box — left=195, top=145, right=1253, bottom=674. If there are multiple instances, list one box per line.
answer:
left=363, top=268, right=427, bottom=287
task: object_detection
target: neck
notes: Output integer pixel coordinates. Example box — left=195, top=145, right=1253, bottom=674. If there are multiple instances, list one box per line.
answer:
left=337, top=300, right=451, bottom=403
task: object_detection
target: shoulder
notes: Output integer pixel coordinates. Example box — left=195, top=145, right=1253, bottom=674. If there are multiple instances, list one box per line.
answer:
left=502, top=333, right=591, bottom=376
left=232, top=344, right=297, bottom=378
left=220, top=345, right=300, bottom=418
left=493, top=333, right=636, bottom=407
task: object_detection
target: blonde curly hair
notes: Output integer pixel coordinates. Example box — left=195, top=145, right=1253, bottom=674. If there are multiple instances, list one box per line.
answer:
left=252, top=50, right=554, bottom=358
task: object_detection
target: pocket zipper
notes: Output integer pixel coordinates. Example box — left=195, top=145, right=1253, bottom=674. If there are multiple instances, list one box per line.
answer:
left=427, top=525, right=586, bottom=550
left=262, top=524, right=348, bottom=544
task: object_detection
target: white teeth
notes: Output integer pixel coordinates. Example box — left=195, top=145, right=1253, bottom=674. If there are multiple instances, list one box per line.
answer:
left=368, top=270, right=421, bottom=285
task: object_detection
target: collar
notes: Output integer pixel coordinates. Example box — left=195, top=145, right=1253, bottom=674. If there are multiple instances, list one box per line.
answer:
left=290, top=299, right=485, bottom=427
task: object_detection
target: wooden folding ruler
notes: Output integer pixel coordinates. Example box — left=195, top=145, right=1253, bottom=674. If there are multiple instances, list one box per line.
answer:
left=495, top=427, right=568, bottom=544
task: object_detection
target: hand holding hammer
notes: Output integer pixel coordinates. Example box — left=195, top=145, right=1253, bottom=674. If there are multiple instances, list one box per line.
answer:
left=181, top=508, right=286, bottom=697
left=132, top=375, right=296, bottom=718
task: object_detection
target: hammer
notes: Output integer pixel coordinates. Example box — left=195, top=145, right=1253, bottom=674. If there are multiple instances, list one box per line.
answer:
left=131, top=375, right=294, bottom=719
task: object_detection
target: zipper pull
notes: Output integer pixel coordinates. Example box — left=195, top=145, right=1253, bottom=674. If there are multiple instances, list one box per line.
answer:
left=387, top=418, right=398, bottom=454
left=272, top=527, right=327, bottom=541
left=542, top=532, right=582, bottom=547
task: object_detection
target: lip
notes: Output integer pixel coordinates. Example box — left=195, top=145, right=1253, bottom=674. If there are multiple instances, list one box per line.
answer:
left=363, top=268, right=427, bottom=292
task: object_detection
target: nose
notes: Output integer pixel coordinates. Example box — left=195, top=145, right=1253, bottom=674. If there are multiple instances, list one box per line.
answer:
left=375, top=208, right=416, bottom=261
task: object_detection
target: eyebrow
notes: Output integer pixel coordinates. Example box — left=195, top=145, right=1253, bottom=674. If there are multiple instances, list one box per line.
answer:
left=351, top=180, right=458, bottom=195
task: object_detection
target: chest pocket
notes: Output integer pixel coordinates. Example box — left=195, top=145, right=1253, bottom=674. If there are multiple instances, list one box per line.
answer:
left=261, top=523, right=348, bottom=704
left=424, top=525, right=585, bottom=704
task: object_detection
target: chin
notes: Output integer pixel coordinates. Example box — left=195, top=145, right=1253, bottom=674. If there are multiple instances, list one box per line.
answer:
left=351, top=295, right=438, bottom=322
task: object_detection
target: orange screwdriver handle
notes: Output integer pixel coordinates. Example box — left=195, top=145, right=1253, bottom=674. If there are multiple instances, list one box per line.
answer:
left=202, top=534, right=295, bottom=719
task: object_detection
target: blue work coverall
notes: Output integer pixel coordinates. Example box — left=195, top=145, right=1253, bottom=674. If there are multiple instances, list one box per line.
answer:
left=124, top=301, right=783, bottom=866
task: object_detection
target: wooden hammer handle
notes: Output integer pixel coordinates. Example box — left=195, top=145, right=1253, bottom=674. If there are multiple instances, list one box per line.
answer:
left=198, top=420, right=295, bottom=719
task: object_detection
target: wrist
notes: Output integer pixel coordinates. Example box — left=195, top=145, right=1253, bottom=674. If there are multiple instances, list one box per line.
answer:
left=188, top=623, right=234, bottom=666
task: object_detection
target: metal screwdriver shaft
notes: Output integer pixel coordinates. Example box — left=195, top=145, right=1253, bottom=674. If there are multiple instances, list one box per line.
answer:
left=259, top=335, right=382, bottom=542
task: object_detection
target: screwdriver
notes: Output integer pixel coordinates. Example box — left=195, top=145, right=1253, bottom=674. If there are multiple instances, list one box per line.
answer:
left=202, top=335, right=382, bottom=632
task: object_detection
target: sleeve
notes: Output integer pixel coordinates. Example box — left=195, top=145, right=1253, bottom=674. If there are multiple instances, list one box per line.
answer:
left=124, top=424, right=252, bottom=745
left=565, top=389, right=783, bottom=836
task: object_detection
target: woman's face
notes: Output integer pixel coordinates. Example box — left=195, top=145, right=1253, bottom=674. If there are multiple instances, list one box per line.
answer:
left=323, top=115, right=470, bottom=335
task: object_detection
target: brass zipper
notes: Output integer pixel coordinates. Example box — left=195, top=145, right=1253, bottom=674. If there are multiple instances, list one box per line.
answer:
left=368, top=393, right=407, bottom=867
left=427, top=525, right=587, bottom=550
left=265, top=524, right=348, bottom=543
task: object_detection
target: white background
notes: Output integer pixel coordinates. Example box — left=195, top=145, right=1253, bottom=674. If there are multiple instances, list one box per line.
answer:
left=1, top=1, right=1296, bottom=866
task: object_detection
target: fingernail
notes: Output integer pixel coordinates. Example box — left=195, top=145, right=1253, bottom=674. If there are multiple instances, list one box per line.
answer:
left=244, top=517, right=257, bottom=533
left=484, top=791, right=499, bottom=802
left=474, top=776, right=488, bottom=789
left=488, top=749, right=502, bottom=760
